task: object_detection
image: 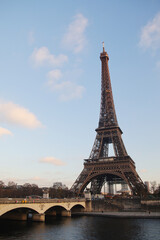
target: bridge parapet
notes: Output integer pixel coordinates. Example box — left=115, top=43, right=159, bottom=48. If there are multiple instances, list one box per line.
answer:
left=0, top=198, right=85, bottom=204
left=0, top=198, right=86, bottom=220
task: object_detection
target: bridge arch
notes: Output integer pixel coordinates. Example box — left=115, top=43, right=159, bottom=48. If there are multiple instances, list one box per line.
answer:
left=45, top=204, right=68, bottom=213
left=0, top=205, right=40, bottom=217
left=70, top=204, right=85, bottom=213
left=45, top=205, right=70, bottom=218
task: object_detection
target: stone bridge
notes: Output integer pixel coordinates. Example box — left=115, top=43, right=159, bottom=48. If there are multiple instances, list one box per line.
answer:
left=0, top=198, right=90, bottom=222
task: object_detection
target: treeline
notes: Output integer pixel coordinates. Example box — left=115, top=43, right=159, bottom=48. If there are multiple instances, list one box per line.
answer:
left=149, top=181, right=160, bottom=198
left=151, top=186, right=160, bottom=198
left=0, top=181, right=76, bottom=199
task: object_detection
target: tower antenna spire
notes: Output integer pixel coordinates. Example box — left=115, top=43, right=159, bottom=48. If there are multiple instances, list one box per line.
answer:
left=102, top=41, right=105, bottom=52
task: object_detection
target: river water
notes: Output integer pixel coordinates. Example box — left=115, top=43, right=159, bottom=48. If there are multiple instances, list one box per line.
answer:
left=0, top=216, right=160, bottom=240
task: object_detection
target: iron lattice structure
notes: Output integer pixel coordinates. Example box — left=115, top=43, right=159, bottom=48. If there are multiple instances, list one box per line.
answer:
left=71, top=46, right=147, bottom=196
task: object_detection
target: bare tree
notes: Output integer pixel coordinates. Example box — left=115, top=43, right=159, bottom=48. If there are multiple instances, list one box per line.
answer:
left=8, top=181, right=17, bottom=188
left=0, top=180, right=5, bottom=188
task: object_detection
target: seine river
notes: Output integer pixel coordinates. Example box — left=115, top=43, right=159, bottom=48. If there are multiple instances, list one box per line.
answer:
left=0, top=216, right=160, bottom=240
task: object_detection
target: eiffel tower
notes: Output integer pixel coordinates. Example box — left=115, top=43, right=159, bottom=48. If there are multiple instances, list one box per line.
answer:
left=71, top=44, right=147, bottom=196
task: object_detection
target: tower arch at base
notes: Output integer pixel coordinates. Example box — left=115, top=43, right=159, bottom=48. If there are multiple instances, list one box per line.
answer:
left=77, top=171, right=130, bottom=195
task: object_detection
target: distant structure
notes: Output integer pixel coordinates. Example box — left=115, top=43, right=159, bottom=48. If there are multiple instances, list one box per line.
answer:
left=53, top=182, right=68, bottom=190
left=71, top=44, right=147, bottom=196
left=121, top=183, right=129, bottom=192
left=42, top=188, right=49, bottom=199
left=144, top=181, right=150, bottom=192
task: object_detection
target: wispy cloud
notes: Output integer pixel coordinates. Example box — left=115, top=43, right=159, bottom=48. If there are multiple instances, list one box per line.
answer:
left=31, top=47, right=68, bottom=67
left=139, top=169, right=147, bottom=173
left=62, top=13, right=88, bottom=53
left=139, top=12, right=160, bottom=50
left=58, top=81, right=85, bottom=101
left=47, top=69, right=62, bottom=86
left=3, top=176, right=51, bottom=187
left=40, top=156, right=65, bottom=166
left=47, top=70, right=85, bottom=101
left=0, top=127, right=12, bottom=137
left=30, top=13, right=87, bottom=102
left=0, top=100, right=43, bottom=129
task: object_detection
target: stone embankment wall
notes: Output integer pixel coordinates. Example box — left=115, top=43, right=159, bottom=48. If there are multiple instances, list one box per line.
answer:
left=91, top=198, right=141, bottom=212
left=91, top=199, right=160, bottom=212
left=141, top=200, right=160, bottom=212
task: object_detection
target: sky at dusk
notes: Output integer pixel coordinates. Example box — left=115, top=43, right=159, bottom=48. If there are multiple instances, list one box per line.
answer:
left=0, top=0, right=160, bottom=188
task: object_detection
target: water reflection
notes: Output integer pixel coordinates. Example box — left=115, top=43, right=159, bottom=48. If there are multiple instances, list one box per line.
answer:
left=0, top=216, right=160, bottom=240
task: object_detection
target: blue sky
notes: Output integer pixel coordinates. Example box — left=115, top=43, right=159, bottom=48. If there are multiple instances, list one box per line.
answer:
left=0, top=0, right=160, bottom=188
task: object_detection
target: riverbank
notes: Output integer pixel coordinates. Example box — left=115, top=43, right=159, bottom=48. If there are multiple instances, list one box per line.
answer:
left=74, top=211, right=160, bottom=219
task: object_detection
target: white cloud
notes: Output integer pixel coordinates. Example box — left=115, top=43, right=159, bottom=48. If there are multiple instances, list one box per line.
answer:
left=139, top=12, right=160, bottom=49
left=47, top=70, right=85, bottom=101
left=31, top=47, right=68, bottom=67
left=0, top=100, right=43, bottom=129
left=0, top=127, right=12, bottom=137
left=62, top=13, right=88, bottom=53
left=40, top=156, right=65, bottom=166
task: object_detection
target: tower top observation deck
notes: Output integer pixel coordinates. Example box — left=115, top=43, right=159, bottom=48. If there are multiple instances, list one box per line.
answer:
left=100, top=42, right=109, bottom=59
